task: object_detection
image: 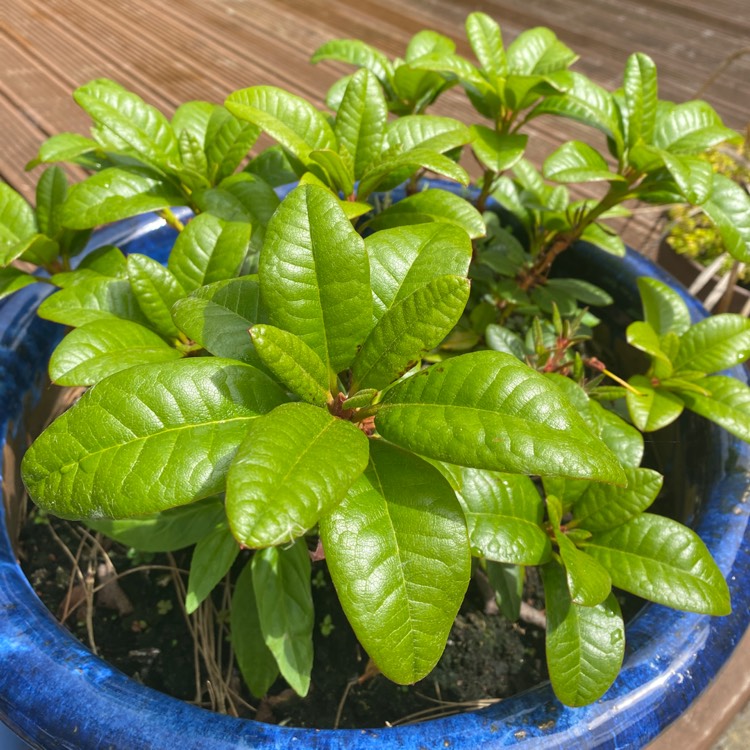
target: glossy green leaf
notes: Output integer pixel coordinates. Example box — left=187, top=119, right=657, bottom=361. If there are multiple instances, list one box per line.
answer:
left=251, top=541, right=314, bottom=696
left=0, top=183, right=36, bottom=262
left=545, top=278, right=613, bottom=307
left=659, top=152, right=713, bottom=205
left=308, top=149, right=354, bottom=195
left=76, top=245, right=127, bottom=277
left=385, top=115, right=471, bottom=155
left=586, top=400, right=644, bottom=468
left=542, top=559, right=624, bottom=707
left=580, top=223, right=626, bottom=257
left=626, top=375, right=685, bottom=432
left=406, top=30, right=455, bottom=61
left=654, top=101, right=739, bottom=155
left=351, top=274, right=470, bottom=392
left=205, top=106, right=260, bottom=184
left=0, top=268, right=37, bottom=300
left=225, top=86, right=336, bottom=163
left=230, top=560, right=279, bottom=698
left=485, top=561, right=523, bottom=621
left=555, top=532, right=611, bottom=606
left=701, top=174, right=750, bottom=263
left=637, top=276, right=691, bottom=337
left=168, top=213, right=251, bottom=292
left=485, top=324, right=526, bottom=360
left=585, top=514, right=731, bottom=614
left=259, top=184, right=372, bottom=373
left=320, top=441, right=471, bottom=684
left=21, top=359, right=287, bottom=519
left=376, top=351, right=625, bottom=483
left=61, top=168, right=185, bottom=229
left=172, top=101, right=215, bottom=143
left=455, top=467, right=549, bottom=564
left=178, top=130, right=209, bottom=184
left=74, top=80, right=180, bottom=169
left=127, top=253, right=186, bottom=339
left=366, top=189, right=485, bottom=238
left=335, top=68, right=387, bottom=180
left=627, top=321, right=673, bottom=377
left=25, top=132, right=100, bottom=170
left=87, top=496, right=225, bottom=552
left=48, top=318, right=182, bottom=385
left=470, top=127, right=527, bottom=174
left=171, top=276, right=264, bottom=365
left=35, top=166, right=68, bottom=238
left=250, top=324, right=331, bottom=406
left=544, top=141, right=622, bottom=183
left=185, top=522, right=240, bottom=613
left=466, top=12, right=506, bottom=78
left=623, top=53, right=658, bottom=146
left=311, top=39, right=394, bottom=88
left=37, top=276, right=149, bottom=327
left=226, top=402, right=369, bottom=548
left=366, top=223, right=472, bottom=323
left=507, top=27, right=577, bottom=75
left=679, top=375, right=750, bottom=442
left=674, top=314, right=750, bottom=373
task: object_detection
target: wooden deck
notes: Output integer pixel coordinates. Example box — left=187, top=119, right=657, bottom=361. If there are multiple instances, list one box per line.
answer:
left=2, top=0, right=749, bottom=255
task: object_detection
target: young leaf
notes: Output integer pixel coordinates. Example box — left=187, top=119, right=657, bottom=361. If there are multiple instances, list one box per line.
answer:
left=455, top=467, right=550, bottom=564
left=626, top=375, right=685, bottom=432
left=205, top=106, right=260, bottom=184
left=21, top=359, right=287, bottom=519
left=674, top=314, right=750, bottom=373
left=0, top=183, right=36, bottom=263
left=87, top=497, right=226, bottom=552
left=259, top=184, right=372, bottom=374
left=653, top=100, right=739, bottom=155
left=637, top=276, right=691, bottom=337
left=230, top=560, right=279, bottom=698
left=350, top=274, right=470, bottom=392
left=226, top=402, right=369, bottom=548
left=542, top=559, right=625, bottom=707
left=466, top=12, right=506, bottom=78
left=701, top=173, right=750, bottom=263
left=623, top=52, right=658, bottom=146
left=25, top=132, right=100, bottom=170
left=172, top=100, right=215, bottom=144
left=185, top=522, right=240, bottom=613
left=584, top=514, right=731, bottom=615
left=385, top=115, right=471, bottom=155
left=543, top=141, right=622, bottom=183
left=626, top=321, right=674, bottom=377
left=251, top=541, right=314, bottom=697
left=580, top=223, right=626, bottom=256
left=335, top=68, right=387, bottom=181
left=679, top=375, right=750, bottom=442
left=506, top=27, right=577, bottom=75
left=35, top=166, right=68, bottom=238
left=127, top=253, right=186, bottom=339
left=320, top=441, right=471, bottom=685
left=311, top=39, right=395, bottom=91
left=366, top=223, right=472, bottom=323
left=61, top=167, right=185, bottom=229
left=225, top=86, right=336, bottom=163
left=659, top=152, right=713, bottom=205
left=250, top=324, right=332, bottom=406
left=48, top=318, right=182, bottom=386
left=555, top=533, right=612, bottom=606
left=365, top=189, right=485, bottom=239
left=168, top=213, right=251, bottom=291
left=171, top=276, right=264, bottom=365
left=376, top=351, right=626, bottom=484
left=470, top=128, right=527, bottom=174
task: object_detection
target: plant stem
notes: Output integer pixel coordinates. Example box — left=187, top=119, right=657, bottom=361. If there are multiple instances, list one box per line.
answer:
left=160, top=208, right=186, bottom=232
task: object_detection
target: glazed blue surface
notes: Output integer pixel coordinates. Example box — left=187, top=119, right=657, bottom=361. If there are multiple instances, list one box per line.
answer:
left=1, top=207, right=749, bottom=750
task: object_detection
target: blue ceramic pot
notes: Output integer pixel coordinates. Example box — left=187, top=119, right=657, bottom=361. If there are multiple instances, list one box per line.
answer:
left=1, top=209, right=749, bottom=749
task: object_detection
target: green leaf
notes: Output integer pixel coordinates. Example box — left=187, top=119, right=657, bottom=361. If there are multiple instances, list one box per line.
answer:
left=205, top=106, right=260, bottom=184
left=320, top=441, right=470, bottom=684
left=580, top=222, right=626, bottom=257
left=367, top=190, right=485, bottom=239
left=74, top=80, right=180, bottom=169
left=25, top=132, right=100, bottom=170
left=626, top=375, right=685, bottom=432
left=455, top=467, right=549, bottom=564
left=61, top=167, right=185, bottom=229
left=659, top=152, right=714, bottom=205
left=626, top=321, right=673, bottom=377
left=701, top=173, right=750, bottom=262
left=77, top=245, right=128, bottom=277
left=584, top=514, right=731, bottom=615
left=674, top=314, right=750, bottom=373
left=335, top=68, right=387, bottom=181
left=542, top=559, right=624, bottom=707
left=168, top=213, right=251, bottom=291
left=637, top=276, right=691, bottom=337
left=654, top=100, right=739, bottom=155
left=485, top=560, right=523, bottom=620
left=586, top=400, right=644, bottom=468
left=366, top=223, right=472, bottom=323
left=573, top=466, right=663, bottom=532
left=466, top=12, right=506, bottom=78
left=485, top=324, right=526, bottom=360
left=470, top=128, right=527, bottom=174
left=185, top=522, right=239, bottom=613
left=21, top=359, right=287, bottom=519
left=250, top=324, right=332, bottom=406
left=351, top=274, right=470, bottom=392
left=35, top=166, right=68, bottom=238
left=385, top=115, right=471, bottom=155
left=226, top=402, right=369, bottom=548
left=225, top=86, right=336, bottom=164
left=376, top=351, right=626, bottom=483
left=308, top=149, right=354, bottom=195
left=230, top=560, right=279, bottom=698
left=245, top=145, right=299, bottom=187
left=0, top=183, right=36, bottom=263
left=555, top=532, right=611, bottom=606
left=623, top=53, right=658, bottom=146
left=87, top=496, right=225, bottom=552
left=259, top=184, right=372, bottom=374
left=507, top=27, right=577, bottom=75
left=171, top=276, right=264, bottom=365
left=679, top=375, right=750, bottom=442
left=251, top=541, right=314, bottom=696
left=0, top=268, right=37, bottom=300
left=406, top=30, right=456, bottom=61
left=172, top=100, right=215, bottom=143
left=127, top=253, right=186, bottom=339
left=48, top=318, right=182, bottom=386
left=544, top=141, right=622, bottom=183
left=37, top=276, right=149, bottom=327
left=311, top=39, right=394, bottom=90
left=545, top=278, right=613, bottom=307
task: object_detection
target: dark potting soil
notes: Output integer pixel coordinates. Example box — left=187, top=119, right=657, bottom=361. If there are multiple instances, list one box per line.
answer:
left=18, top=514, right=549, bottom=729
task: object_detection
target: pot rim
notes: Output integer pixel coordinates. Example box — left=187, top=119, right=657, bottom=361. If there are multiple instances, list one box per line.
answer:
left=1, top=196, right=749, bottom=750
